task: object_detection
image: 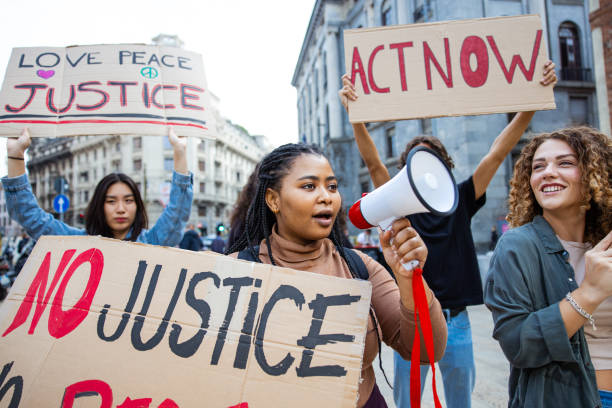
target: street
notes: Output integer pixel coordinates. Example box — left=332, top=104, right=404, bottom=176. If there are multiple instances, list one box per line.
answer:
left=374, top=305, right=510, bottom=408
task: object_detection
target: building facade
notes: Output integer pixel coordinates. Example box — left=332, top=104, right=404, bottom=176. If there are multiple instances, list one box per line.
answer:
left=589, top=0, right=612, bottom=136
left=24, top=111, right=268, bottom=237
left=292, top=0, right=599, bottom=251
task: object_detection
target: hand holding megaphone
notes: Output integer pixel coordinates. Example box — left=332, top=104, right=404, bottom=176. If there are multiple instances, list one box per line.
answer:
left=349, top=146, right=458, bottom=272
left=379, top=218, right=427, bottom=274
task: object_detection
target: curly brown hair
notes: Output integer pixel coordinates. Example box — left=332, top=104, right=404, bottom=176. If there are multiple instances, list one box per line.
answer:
left=398, top=135, right=455, bottom=169
left=507, top=126, right=612, bottom=245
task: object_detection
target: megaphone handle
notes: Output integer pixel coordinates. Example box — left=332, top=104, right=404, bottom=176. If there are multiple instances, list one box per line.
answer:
left=402, top=260, right=420, bottom=271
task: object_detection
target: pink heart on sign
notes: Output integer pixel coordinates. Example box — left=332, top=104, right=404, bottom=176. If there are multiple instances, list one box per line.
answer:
left=37, top=69, right=55, bottom=79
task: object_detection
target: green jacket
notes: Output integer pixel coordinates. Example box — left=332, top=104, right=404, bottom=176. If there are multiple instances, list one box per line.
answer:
left=484, top=216, right=601, bottom=408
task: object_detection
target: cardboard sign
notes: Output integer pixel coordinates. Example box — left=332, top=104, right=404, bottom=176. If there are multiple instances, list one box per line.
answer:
left=0, top=45, right=215, bottom=138
left=0, top=236, right=371, bottom=407
left=343, top=15, right=556, bottom=123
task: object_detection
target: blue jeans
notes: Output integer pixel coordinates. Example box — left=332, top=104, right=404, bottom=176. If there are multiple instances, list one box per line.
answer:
left=393, top=309, right=475, bottom=408
left=601, top=390, right=612, bottom=408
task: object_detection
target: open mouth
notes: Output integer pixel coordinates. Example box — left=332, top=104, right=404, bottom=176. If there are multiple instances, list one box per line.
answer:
left=313, top=210, right=333, bottom=225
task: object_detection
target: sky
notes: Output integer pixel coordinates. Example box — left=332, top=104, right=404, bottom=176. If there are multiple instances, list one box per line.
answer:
left=0, top=0, right=317, bottom=174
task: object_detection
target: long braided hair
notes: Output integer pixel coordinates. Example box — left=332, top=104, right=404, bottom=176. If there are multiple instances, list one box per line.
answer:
left=225, top=142, right=393, bottom=387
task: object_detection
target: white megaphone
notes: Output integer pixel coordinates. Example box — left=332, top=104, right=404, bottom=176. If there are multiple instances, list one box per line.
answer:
left=349, top=146, right=458, bottom=268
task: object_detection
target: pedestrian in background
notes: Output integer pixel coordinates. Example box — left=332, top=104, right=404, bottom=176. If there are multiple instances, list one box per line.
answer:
left=485, top=127, right=612, bottom=407
left=179, top=223, right=203, bottom=251
left=339, top=61, right=557, bottom=408
left=210, top=230, right=226, bottom=254
left=2, top=128, right=193, bottom=246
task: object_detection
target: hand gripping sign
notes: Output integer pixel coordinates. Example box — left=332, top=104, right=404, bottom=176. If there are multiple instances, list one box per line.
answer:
left=0, top=44, right=216, bottom=138
left=343, top=14, right=555, bottom=123
left=0, top=236, right=371, bottom=407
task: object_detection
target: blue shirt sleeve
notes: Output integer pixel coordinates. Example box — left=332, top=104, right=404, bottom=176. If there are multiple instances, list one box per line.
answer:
left=1, top=173, right=85, bottom=239
left=484, top=230, right=576, bottom=368
left=138, top=171, right=193, bottom=246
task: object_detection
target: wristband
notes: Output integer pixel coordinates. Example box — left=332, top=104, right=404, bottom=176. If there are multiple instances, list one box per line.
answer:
left=566, top=292, right=596, bottom=331
left=7, top=156, right=24, bottom=160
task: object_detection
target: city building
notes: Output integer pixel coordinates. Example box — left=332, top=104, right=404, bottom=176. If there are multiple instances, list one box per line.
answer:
left=292, top=0, right=600, bottom=251
left=589, top=0, right=612, bottom=135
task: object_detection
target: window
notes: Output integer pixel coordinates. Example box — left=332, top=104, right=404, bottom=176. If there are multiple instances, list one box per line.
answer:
left=164, top=157, right=173, bottom=171
left=559, top=22, right=586, bottom=81
left=215, top=206, right=222, bottom=217
left=163, top=137, right=172, bottom=150
left=79, top=171, right=89, bottom=183
left=236, top=171, right=241, bottom=182
left=569, top=96, right=589, bottom=125
left=198, top=160, right=205, bottom=172
left=322, top=52, right=327, bottom=91
left=136, top=182, right=141, bottom=191
left=381, top=1, right=392, bottom=26
left=198, top=206, right=207, bottom=217
left=133, top=136, right=142, bottom=149
left=115, top=142, right=121, bottom=152
left=314, top=69, right=319, bottom=103
left=385, top=126, right=396, bottom=158
left=83, top=190, right=89, bottom=202
left=421, top=118, right=433, bottom=135
left=133, top=159, right=142, bottom=171
left=200, top=182, right=205, bottom=193
left=361, top=181, right=370, bottom=194
left=93, top=150, right=97, bottom=160
left=103, top=147, right=107, bottom=157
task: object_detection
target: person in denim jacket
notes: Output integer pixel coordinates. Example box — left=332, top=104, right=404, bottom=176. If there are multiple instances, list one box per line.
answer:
left=484, top=127, right=612, bottom=407
left=2, top=128, right=193, bottom=246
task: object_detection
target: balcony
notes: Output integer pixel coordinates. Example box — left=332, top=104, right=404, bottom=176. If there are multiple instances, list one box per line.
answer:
left=560, top=67, right=592, bottom=82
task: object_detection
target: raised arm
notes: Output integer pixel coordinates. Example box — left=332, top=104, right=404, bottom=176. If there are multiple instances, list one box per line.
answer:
left=7, top=128, right=31, bottom=177
left=339, top=74, right=390, bottom=188
left=3, top=128, right=83, bottom=239
left=472, top=61, right=557, bottom=200
left=168, top=127, right=188, bottom=175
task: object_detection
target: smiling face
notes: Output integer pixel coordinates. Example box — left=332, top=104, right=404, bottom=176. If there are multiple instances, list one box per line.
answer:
left=265, top=154, right=342, bottom=246
left=104, top=181, right=138, bottom=240
left=530, top=139, right=584, bottom=219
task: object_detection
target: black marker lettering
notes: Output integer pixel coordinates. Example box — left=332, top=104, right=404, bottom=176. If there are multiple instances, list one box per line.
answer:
left=169, top=271, right=220, bottom=358
left=255, top=285, right=305, bottom=376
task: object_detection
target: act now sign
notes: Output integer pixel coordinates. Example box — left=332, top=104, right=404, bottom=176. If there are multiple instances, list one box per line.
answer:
left=0, top=236, right=371, bottom=407
left=0, top=44, right=215, bottom=138
left=343, top=14, right=556, bottom=123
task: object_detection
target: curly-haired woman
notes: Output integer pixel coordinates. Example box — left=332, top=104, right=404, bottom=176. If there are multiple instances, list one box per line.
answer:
left=484, top=127, right=612, bottom=407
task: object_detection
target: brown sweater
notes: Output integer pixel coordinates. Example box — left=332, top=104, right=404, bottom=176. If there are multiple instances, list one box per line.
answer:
left=230, top=229, right=447, bottom=407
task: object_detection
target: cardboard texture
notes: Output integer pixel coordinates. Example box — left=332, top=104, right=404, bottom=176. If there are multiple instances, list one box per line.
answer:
left=0, top=236, right=372, bottom=407
left=0, top=45, right=215, bottom=138
left=343, top=15, right=556, bottom=123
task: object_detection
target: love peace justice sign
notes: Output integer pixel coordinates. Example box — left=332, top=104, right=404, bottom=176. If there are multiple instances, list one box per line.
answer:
left=0, top=44, right=215, bottom=138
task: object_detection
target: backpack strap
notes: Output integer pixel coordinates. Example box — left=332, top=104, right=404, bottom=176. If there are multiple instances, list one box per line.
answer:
left=238, top=245, right=370, bottom=281
left=237, top=245, right=260, bottom=262
left=343, top=248, right=369, bottom=280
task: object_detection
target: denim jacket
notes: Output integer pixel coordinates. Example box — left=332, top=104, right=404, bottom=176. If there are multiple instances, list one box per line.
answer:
left=484, top=216, right=601, bottom=408
left=1, top=171, right=193, bottom=247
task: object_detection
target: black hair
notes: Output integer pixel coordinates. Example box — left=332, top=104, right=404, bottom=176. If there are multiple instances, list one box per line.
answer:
left=85, top=173, right=148, bottom=241
left=226, top=142, right=392, bottom=388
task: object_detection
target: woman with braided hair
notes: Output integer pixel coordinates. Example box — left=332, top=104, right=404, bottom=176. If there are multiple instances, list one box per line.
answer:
left=226, top=143, right=447, bottom=408
left=484, top=127, right=612, bottom=407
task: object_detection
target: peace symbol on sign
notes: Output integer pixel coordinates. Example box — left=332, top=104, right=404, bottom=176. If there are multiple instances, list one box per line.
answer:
left=140, top=66, right=159, bottom=79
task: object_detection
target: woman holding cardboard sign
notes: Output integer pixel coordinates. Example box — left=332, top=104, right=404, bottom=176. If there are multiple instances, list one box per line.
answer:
left=226, top=143, right=447, bottom=408
left=2, top=128, right=193, bottom=246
